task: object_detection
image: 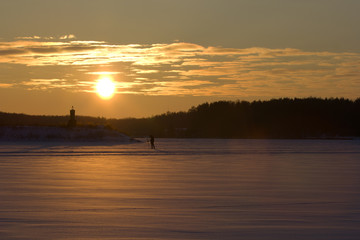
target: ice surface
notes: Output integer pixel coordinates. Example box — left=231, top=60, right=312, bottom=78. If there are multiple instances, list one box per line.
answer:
left=0, top=139, right=360, bottom=239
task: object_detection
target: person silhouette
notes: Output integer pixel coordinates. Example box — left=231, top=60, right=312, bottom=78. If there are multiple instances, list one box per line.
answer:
left=149, top=135, right=155, bottom=149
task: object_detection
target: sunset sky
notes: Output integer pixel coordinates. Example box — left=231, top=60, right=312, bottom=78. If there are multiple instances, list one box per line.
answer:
left=1, top=0, right=359, bottom=118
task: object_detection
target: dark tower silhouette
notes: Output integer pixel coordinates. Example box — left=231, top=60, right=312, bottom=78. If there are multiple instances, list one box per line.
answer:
left=68, top=106, right=77, bottom=128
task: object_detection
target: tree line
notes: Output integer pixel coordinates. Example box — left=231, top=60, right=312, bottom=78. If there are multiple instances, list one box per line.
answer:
left=108, top=97, right=360, bottom=138
left=1, top=97, right=360, bottom=139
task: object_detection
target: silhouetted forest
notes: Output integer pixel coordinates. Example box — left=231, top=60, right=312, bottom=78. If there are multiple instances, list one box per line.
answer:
left=1, top=98, right=360, bottom=139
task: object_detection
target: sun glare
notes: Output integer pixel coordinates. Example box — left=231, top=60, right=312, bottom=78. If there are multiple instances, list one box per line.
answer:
left=95, top=77, right=116, bottom=100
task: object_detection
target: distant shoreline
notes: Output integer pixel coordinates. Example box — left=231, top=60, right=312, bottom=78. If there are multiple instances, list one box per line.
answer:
left=1, top=98, right=360, bottom=139
left=0, top=126, right=140, bottom=143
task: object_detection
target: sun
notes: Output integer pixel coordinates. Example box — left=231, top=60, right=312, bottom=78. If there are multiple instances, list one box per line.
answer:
left=95, top=77, right=116, bottom=100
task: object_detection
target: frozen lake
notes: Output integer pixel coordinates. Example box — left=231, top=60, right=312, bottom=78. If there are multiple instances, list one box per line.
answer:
left=1, top=139, right=360, bottom=239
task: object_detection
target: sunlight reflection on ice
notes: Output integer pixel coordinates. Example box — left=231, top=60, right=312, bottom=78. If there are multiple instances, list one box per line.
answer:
left=0, top=139, right=360, bottom=239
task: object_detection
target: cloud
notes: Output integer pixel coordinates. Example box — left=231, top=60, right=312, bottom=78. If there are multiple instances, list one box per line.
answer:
left=0, top=49, right=27, bottom=56
left=133, top=69, right=160, bottom=74
left=0, top=83, right=13, bottom=88
left=59, top=34, right=76, bottom=40
left=15, top=36, right=42, bottom=40
left=1, top=38, right=360, bottom=98
left=21, top=79, right=76, bottom=90
left=86, top=71, right=122, bottom=75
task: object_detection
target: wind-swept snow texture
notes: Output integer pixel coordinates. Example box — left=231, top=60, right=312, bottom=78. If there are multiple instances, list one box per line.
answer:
left=0, top=139, right=360, bottom=239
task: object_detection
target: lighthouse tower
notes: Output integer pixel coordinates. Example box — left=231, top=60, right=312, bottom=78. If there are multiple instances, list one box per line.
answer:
left=68, top=106, right=77, bottom=128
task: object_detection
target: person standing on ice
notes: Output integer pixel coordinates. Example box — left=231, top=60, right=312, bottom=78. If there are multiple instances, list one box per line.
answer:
left=149, top=135, right=155, bottom=149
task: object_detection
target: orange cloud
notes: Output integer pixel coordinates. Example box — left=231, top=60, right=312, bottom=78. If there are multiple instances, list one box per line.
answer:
left=1, top=38, right=359, bottom=98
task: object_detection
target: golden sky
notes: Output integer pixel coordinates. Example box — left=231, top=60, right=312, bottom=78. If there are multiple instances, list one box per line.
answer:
left=1, top=0, right=359, bottom=118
